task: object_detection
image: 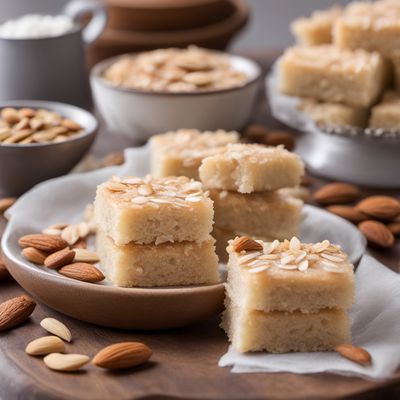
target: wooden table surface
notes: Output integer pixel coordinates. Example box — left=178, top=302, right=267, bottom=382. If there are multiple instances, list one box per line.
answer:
left=0, top=50, right=399, bottom=400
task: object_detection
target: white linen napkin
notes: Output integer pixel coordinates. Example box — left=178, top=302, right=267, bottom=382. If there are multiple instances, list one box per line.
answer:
left=219, top=254, right=400, bottom=380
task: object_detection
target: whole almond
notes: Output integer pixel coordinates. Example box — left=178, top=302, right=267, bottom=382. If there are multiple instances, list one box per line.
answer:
left=387, top=221, right=400, bottom=236
left=244, top=124, right=269, bottom=143
left=25, top=336, right=65, bottom=356
left=1, top=107, right=20, bottom=123
left=18, top=234, right=68, bottom=252
left=22, top=247, right=48, bottom=265
left=61, top=119, right=81, bottom=131
left=313, top=183, right=361, bottom=205
left=0, top=197, right=17, bottom=213
left=40, top=317, right=72, bottom=342
left=19, top=107, right=35, bottom=118
left=0, top=295, right=36, bottom=331
left=335, top=344, right=372, bottom=366
left=356, top=196, right=400, bottom=220
left=58, top=263, right=105, bottom=283
left=326, top=205, right=367, bottom=224
left=44, top=353, right=90, bottom=372
left=232, top=236, right=263, bottom=252
left=73, top=249, right=99, bottom=264
left=262, top=130, right=295, bottom=151
left=44, top=248, right=75, bottom=269
left=92, top=342, right=152, bottom=370
left=358, top=220, right=395, bottom=248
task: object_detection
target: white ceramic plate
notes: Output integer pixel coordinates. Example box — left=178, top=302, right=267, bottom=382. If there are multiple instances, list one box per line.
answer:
left=1, top=146, right=366, bottom=329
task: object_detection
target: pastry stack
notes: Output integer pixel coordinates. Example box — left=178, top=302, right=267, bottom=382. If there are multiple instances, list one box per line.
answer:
left=198, top=143, right=305, bottom=262
left=94, top=175, right=219, bottom=287
left=222, top=236, right=355, bottom=353
left=283, top=0, right=400, bottom=129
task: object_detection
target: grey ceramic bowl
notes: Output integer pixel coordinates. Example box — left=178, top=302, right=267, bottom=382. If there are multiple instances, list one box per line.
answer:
left=0, top=100, right=98, bottom=197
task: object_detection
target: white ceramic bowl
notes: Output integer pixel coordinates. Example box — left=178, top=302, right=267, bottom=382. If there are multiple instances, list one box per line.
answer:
left=90, top=52, right=261, bottom=141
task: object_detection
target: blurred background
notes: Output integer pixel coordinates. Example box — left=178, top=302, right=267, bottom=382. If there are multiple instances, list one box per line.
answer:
left=0, top=0, right=353, bottom=50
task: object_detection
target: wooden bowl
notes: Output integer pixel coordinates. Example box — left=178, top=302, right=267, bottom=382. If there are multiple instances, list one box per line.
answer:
left=2, top=226, right=225, bottom=330
left=89, top=0, right=249, bottom=66
left=107, top=0, right=236, bottom=31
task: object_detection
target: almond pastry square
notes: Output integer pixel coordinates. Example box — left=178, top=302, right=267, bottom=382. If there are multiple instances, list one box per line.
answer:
left=369, top=91, right=400, bottom=129
left=291, top=6, right=342, bottom=46
left=94, top=175, right=213, bottom=245
left=222, top=298, right=351, bottom=353
left=278, top=45, right=387, bottom=108
left=210, top=189, right=303, bottom=240
left=299, top=98, right=368, bottom=128
left=199, top=143, right=304, bottom=193
left=149, top=129, right=239, bottom=180
left=334, top=0, right=400, bottom=57
left=96, top=229, right=219, bottom=287
left=225, top=237, right=355, bottom=313
left=222, top=236, right=354, bottom=353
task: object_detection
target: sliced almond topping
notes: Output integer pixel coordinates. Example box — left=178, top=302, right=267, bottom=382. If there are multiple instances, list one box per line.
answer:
left=289, top=236, right=301, bottom=252
left=298, top=259, right=309, bottom=271
left=237, top=252, right=262, bottom=265
left=132, top=196, right=149, bottom=205
left=277, top=264, right=298, bottom=270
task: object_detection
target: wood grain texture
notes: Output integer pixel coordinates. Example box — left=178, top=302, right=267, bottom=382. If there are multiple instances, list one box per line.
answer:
left=0, top=50, right=399, bottom=400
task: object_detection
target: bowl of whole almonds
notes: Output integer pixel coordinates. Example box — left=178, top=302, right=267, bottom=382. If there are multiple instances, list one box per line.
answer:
left=0, top=100, right=98, bottom=197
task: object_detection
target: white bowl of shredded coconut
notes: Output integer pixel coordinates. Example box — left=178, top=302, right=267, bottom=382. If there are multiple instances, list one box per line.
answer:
left=0, top=14, right=75, bottom=39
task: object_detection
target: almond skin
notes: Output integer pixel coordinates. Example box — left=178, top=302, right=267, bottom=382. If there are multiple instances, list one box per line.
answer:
left=232, top=236, right=263, bottom=252
left=356, top=196, right=400, bottom=221
left=25, top=336, right=65, bottom=356
left=58, top=263, right=105, bottom=283
left=92, top=342, right=152, bottom=370
left=313, top=183, right=361, bottom=205
left=335, top=344, right=372, bottom=366
left=326, top=205, right=367, bottom=224
left=18, top=234, right=68, bottom=252
left=358, top=220, right=395, bottom=248
left=44, top=248, right=75, bottom=270
left=0, top=295, right=36, bottom=331
left=22, top=247, right=48, bottom=265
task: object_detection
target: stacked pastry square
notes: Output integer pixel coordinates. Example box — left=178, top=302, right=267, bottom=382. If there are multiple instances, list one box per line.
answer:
left=281, top=0, right=400, bottom=129
left=222, top=236, right=355, bottom=353
left=94, top=175, right=219, bottom=287
left=198, top=143, right=305, bottom=261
